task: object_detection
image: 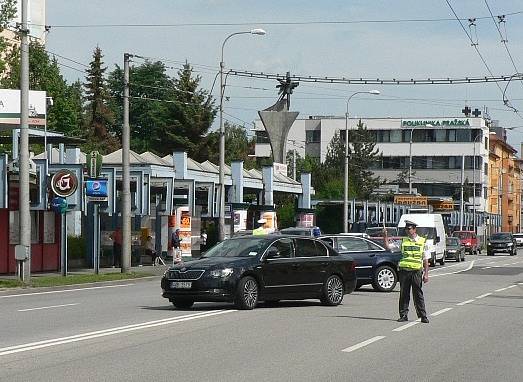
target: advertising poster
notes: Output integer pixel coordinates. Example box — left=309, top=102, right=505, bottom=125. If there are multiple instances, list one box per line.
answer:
left=234, top=210, right=247, bottom=232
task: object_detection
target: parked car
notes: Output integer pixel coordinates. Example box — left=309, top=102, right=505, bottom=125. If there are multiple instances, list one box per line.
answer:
left=161, top=235, right=357, bottom=310
left=319, top=235, right=401, bottom=292
left=452, top=230, right=480, bottom=255
left=513, top=233, right=523, bottom=247
left=279, top=226, right=322, bottom=237
left=398, top=214, right=446, bottom=266
left=445, top=237, right=465, bottom=262
left=487, top=232, right=517, bottom=256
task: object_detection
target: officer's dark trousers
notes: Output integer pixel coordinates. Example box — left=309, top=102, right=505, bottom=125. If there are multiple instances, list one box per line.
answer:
left=398, top=269, right=427, bottom=318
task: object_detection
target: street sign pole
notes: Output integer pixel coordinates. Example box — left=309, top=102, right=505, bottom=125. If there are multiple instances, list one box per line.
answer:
left=61, top=211, right=67, bottom=277
left=93, top=203, right=100, bottom=274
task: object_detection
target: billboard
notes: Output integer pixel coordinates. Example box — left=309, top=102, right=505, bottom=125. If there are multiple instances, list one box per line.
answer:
left=0, top=89, right=47, bottom=127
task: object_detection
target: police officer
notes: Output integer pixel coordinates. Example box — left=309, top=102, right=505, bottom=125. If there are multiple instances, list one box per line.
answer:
left=253, top=218, right=268, bottom=235
left=384, top=219, right=430, bottom=323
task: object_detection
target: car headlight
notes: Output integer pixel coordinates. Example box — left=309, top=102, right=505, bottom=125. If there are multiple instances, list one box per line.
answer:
left=210, top=268, right=234, bottom=278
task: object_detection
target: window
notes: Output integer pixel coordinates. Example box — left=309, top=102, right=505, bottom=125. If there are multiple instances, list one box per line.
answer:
left=389, top=130, right=402, bottom=143
left=435, top=129, right=446, bottom=142
left=448, top=129, right=456, bottom=142
left=338, top=237, right=370, bottom=251
left=295, top=239, right=324, bottom=257
left=305, top=130, right=321, bottom=143
left=267, top=238, right=293, bottom=258
left=320, top=238, right=334, bottom=247
left=456, top=129, right=470, bottom=142
left=255, top=130, right=270, bottom=144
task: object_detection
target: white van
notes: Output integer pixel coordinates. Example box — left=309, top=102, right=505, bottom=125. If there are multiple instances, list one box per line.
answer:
left=397, top=214, right=446, bottom=266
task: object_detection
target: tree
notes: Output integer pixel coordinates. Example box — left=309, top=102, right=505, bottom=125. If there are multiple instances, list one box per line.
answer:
left=0, top=0, right=16, bottom=78
left=205, top=122, right=256, bottom=168
left=83, top=46, right=118, bottom=153
left=2, top=41, right=83, bottom=136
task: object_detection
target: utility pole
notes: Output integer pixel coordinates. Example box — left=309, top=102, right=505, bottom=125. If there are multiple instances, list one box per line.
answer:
left=460, top=155, right=465, bottom=230
left=408, top=128, right=413, bottom=194
left=19, top=0, right=31, bottom=282
left=121, top=53, right=132, bottom=272
left=292, top=148, right=296, bottom=180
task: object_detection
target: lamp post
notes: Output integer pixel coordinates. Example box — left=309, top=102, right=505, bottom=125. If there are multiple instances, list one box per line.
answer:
left=343, top=90, right=380, bottom=233
left=408, top=127, right=414, bottom=194
left=218, top=29, right=266, bottom=241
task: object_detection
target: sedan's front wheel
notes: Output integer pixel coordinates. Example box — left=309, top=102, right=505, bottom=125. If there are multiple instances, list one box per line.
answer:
left=372, top=265, right=397, bottom=292
left=321, top=275, right=344, bottom=306
left=171, top=298, right=194, bottom=309
left=234, top=276, right=258, bottom=310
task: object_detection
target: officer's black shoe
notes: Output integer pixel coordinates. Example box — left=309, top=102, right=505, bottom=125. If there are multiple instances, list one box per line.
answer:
left=420, top=316, right=429, bottom=323
left=397, top=316, right=408, bottom=322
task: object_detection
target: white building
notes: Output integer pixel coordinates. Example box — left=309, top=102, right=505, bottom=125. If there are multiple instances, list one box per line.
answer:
left=254, top=116, right=490, bottom=212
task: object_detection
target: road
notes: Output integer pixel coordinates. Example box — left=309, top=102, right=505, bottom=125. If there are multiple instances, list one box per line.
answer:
left=0, top=252, right=522, bottom=382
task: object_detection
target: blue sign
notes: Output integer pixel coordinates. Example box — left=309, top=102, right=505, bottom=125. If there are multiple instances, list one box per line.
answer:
left=85, top=179, right=108, bottom=197
left=51, top=197, right=68, bottom=214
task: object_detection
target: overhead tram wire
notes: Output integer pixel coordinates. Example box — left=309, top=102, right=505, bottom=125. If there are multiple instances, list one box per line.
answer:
left=29, top=11, right=523, bottom=29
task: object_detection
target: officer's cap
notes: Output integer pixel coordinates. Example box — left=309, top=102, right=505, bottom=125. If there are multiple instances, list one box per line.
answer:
left=404, top=220, right=417, bottom=229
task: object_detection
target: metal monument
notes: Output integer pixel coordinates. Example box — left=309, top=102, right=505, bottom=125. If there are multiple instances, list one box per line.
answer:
left=258, top=72, right=299, bottom=164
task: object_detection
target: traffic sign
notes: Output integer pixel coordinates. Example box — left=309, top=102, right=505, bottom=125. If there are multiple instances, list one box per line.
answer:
left=51, top=196, right=68, bottom=214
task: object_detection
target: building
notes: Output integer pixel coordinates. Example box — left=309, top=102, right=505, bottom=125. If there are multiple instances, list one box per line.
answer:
left=488, top=133, right=521, bottom=233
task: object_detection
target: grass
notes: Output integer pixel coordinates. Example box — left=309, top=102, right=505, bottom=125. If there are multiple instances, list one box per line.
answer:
left=0, top=272, right=154, bottom=289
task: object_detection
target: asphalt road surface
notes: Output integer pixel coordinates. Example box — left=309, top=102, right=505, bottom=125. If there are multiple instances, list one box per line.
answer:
left=1, top=252, right=522, bottom=382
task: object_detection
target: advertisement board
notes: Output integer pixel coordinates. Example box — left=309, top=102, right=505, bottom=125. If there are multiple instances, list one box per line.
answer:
left=85, top=179, right=108, bottom=197
left=0, top=89, right=46, bottom=127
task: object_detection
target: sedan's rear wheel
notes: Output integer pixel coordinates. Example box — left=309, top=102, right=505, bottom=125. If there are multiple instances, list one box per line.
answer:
left=234, top=276, right=258, bottom=310
left=372, top=265, right=397, bottom=292
left=321, top=275, right=344, bottom=306
left=171, top=298, right=194, bottom=309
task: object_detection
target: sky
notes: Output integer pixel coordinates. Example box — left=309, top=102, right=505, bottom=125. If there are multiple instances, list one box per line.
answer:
left=42, top=0, right=523, bottom=151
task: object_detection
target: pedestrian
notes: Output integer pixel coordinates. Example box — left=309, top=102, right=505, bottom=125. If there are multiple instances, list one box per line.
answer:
left=384, top=219, right=430, bottom=323
left=171, top=228, right=182, bottom=263
left=253, top=218, right=268, bottom=235
left=110, top=227, right=122, bottom=268
left=145, top=235, right=156, bottom=265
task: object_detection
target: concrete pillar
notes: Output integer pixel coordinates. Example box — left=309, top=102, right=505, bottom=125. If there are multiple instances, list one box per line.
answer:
left=262, top=166, right=274, bottom=206
left=173, top=151, right=188, bottom=179
left=298, top=172, right=311, bottom=209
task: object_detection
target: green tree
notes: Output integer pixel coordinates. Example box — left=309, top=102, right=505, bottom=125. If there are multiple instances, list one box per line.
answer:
left=205, top=122, right=256, bottom=168
left=83, top=46, right=118, bottom=153
left=0, top=0, right=16, bottom=78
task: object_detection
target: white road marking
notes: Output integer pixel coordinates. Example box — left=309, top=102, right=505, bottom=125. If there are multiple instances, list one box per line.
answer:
left=431, top=308, right=453, bottom=316
left=0, top=284, right=136, bottom=299
left=0, top=310, right=233, bottom=357
left=341, top=336, right=386, bottom=353
left=475, top=293, right=492, bottom=299
left=18, top=303, right=79, bottom=312
left=495, top=287, right=510, bottom=292
left=431, top=261, right=475, bottom=277
left=483, top=266, right=492, bottom=269
left=505, top=285, right=517, bottom=289
left=456, top=299, right=475, bottom=306
left=392, top=321, right=419, bottom=332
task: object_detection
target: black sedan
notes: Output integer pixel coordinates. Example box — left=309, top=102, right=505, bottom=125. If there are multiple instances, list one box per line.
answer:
left=487, top=232, right=517, bottom=256
left=445, top=237, right=465, bottom=262
left=161, top=235, right=357, bottom=310
left=319, top=235, right=402, bottom=292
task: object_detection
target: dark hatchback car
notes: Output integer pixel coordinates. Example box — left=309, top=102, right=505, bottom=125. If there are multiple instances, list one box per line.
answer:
left=161, top=235, right=357, bottom=310
left=445, top=237, right=465, bottom=262
left=487, top=232, right=517, bottom=256
left=319, top=235, right=402, bottom=292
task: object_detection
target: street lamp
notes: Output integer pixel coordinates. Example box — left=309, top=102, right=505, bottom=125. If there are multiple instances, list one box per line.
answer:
left=219, top=29, right=266, bottom=241
left=343, top=90, right=380, bottom=233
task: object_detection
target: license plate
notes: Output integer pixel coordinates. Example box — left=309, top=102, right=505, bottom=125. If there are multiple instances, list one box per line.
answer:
left=171, top=281, right=192, bottom=289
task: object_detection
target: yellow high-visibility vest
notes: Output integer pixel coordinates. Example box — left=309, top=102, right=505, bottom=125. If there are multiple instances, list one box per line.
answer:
left=399, top=236, right=426, bottom=270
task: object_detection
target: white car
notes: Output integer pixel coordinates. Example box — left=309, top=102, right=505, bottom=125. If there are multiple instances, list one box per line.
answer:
left=513, top=233, right=523, bottom=247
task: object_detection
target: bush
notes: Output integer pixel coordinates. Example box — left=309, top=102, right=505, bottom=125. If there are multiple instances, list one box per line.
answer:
left=68, top=236, right=86, bottom=259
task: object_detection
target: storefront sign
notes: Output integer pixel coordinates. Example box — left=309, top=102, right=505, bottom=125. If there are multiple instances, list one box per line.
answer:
left=430, top=200, right=454, bottom=211
left=51, top=170, right=79, bottom=197
left=0, top=89, right=47, bottom=127
left=394, top=195, right=428, bottom=206
left=85, top=179, right=108, bottom=198
left=402, top=118, right=471, bottom=128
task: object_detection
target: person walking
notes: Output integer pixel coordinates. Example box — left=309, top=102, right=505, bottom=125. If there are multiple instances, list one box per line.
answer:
left=144, top=235, right=156, bottom=265
left=384, top=219, right=430, bottom=323
left=170, top=228, right=182, bottom=263
left=110, top=227, right=122, bottom=268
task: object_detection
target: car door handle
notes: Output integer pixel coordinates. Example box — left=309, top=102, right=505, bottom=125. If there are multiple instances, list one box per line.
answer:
left=368, top=254, right=376, bottom=257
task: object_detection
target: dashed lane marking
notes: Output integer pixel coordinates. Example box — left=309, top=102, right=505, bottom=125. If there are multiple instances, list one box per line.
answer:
left=456, top=299, right=475, bottom=306
left=0, top=284, right=136, bottom=299
left=431, top=308, right=453, bottom=316
left=341, top=336, right=386, bottom=353
left=18, top=303, right=79, bottom=312
left=431, top=261, right=475, bottom=277
left=392, top=321, right=419, bottom=332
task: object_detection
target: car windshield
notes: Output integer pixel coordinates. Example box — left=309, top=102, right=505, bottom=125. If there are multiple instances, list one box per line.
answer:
left=202, top=237, right=271, bottom=258
left=453, top=232, right=472, bottom=239
left=491, top=233, right=512, bottom=240
left=446, top=238, right=460, bottom=246
left=411, top=227, right=436, bottom=240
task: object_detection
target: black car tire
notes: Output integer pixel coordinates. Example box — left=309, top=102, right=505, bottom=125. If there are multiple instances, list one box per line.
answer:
left=372, top=265, right=397, bottom=292
left=320, top=275, right=344, bottom=306
left=487, top=251, right=493, bottom=256
left=438, top=255, right=445, bottom=265
left=234, top=276, right=259, bottom=310
left=171, top=298, right=194, bottom=309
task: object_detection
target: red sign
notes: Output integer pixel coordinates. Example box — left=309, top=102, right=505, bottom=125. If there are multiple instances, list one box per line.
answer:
left=51, top=170, right=78, bottom=197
